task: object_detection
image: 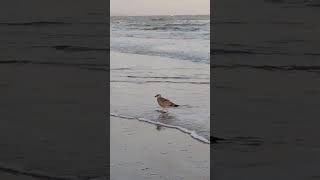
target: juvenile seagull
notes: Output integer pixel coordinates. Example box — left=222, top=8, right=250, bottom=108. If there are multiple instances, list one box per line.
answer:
left=155, top=94, right=179, bottom=112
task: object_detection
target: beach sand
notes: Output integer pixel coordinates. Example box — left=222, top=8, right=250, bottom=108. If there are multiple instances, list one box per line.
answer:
left=110, top=116, right=210, bottom=180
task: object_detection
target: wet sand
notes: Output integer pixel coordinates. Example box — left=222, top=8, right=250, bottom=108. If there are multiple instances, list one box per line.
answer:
left=110, top=116, right=210, bottom=180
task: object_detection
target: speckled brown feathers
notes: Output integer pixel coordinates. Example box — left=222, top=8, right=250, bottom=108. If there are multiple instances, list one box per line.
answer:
left=155, top=94, right=179, bottom=109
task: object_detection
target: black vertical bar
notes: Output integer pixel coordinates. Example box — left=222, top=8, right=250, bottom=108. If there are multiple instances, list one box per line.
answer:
left=212, top=0, right=320, bottom=179
left=0, top=0, right=109, bottom=179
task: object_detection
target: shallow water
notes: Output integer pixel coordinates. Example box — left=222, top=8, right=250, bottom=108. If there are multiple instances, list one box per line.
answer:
left=111, top=52, right=210, bottom=142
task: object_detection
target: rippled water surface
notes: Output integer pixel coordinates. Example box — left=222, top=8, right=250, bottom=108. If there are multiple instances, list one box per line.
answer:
left=111, top=15, right=209, bottom=63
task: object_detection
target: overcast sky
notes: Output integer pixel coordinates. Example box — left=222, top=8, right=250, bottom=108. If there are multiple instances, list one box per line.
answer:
left=111, top=0, right=209, bottom=16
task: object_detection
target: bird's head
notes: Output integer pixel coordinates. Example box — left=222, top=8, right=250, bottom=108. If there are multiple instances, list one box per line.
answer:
left=155, top=94, right=161, bottom=98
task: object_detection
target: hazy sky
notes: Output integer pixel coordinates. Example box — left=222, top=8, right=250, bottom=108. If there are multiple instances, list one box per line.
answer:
left=111, top=0, right=209, bottom=16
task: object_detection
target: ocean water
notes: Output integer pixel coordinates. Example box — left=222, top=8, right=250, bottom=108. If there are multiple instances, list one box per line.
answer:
left=111, top=15, right=209, bottom=63
left=110, top=15, right=210, bottom=143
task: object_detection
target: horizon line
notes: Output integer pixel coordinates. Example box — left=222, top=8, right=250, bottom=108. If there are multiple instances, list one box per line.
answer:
left=110, top=14, right=210, bottom=17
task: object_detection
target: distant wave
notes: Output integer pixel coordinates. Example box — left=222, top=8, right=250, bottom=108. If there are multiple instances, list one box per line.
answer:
left=211, top=48, right=289, bottom=55
left=0, top=21, right=71, bottom=26
left=125, top=75, right=206, bottom=80
left=111, top=113, right=210, bottom=144
left=126, top=22, right=207, bottom=27
left=0, top=21, right=107, bottom=27
left=212, top=48, right=320, bottom=56
left=111, top=68, right=132, bottom=70
left=264, top=0, right=320, bottom=8
left=0, top=59, right=107, bottom=71
left=115, top=75, right=209, bottom=84
left=140, top=22, right=207, bottom=32
left=214, top=21, right=248, bottom=25
left=142, top=26, right=201, bottom=31
left=111, top=46, right=209, bottom=63
left=0, top=162, right=80, bottom=180
left=31, top=45, right=107, bottom=52
left=151, top=18, right=166, bottom=21
left=212, top=49, right=257, bottom=55
left=52, top=45, right=107, bottom=52
left=212, top=64, right=320, bottom=72
left=0, top=59, right=107, bottom=67
left=111, top=80, right=209, bottom=85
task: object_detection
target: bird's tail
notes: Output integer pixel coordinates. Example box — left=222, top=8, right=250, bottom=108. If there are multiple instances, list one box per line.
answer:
left=173, top=104, right=179, bottom=107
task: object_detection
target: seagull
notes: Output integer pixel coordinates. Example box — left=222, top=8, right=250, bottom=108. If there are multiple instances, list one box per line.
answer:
left=155, top=94, right=179, bottom=112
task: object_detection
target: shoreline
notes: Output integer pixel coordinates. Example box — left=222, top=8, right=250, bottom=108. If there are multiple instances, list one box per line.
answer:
left=110, top=116, right=210, bottom=180
left=111, top=113, right=210, bottom=144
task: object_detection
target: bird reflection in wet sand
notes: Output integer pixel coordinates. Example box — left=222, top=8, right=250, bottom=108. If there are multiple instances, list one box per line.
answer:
left=155, top=112, right=176, bottom=131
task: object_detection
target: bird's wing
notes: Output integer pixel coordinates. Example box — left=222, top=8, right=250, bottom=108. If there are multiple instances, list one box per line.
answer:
left=160, top=97, right=176, bottom=106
